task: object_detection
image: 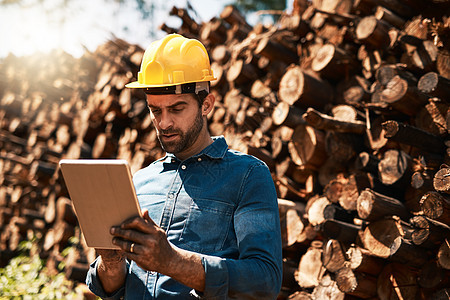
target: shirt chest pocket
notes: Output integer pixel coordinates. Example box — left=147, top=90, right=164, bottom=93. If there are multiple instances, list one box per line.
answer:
left=178, top=199, right=234, bottom=254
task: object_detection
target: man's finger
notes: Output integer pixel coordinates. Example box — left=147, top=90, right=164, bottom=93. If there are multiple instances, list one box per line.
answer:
left=120, top=215, right=144, bottom=228
left=142, top=209, right=156, bottom=225
left=112, top=237, right=136, bottom=253
left=119, top=218, right=150, bottom=233
left=118, top=209, right=157, bottom=233
left=111, top=227, right=147, bottom=243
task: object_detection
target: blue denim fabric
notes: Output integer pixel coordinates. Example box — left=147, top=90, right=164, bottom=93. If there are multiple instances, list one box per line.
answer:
left=86, top=136, right=282, bottom=299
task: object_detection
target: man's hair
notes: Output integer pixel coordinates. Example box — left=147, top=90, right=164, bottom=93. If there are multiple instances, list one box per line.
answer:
left=193, top=89, right=209, bottom=107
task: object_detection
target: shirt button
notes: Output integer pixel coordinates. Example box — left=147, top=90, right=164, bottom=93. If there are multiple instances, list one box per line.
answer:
left=197, top=157, right=202, bottom=162
left=168, top=194, right=174, bottom=199
left=181, top=165, right=186, bottom=170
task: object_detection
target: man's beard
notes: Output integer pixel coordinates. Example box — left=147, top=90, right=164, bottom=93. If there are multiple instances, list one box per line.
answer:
left=157, top=108, right=204, bottom=155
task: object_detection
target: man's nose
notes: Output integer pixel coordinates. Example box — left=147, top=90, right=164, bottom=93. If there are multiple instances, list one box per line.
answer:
left=158, top=111, right=173, bottom=130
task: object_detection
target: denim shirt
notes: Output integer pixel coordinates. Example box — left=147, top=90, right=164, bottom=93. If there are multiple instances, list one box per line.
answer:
left=86, top=136, right=282, bottom=299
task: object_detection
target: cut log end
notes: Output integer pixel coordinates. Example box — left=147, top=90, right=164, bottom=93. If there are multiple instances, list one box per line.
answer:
left=434, top=168, right=450, bottom=194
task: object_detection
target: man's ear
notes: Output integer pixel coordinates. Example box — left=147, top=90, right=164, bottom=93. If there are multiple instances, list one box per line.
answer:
left=202, top=93, right=215, bottom=116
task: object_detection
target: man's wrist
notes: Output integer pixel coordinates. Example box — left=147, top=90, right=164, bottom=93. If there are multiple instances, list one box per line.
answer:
left=100, top=252, right=125, bottom=264
left=96, top=255, right=127, bottom=294
left=98, top=255, right=126, bottom=274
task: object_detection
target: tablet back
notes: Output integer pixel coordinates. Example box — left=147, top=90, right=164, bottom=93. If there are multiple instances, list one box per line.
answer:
left=59, top=159, right=142, bottom=249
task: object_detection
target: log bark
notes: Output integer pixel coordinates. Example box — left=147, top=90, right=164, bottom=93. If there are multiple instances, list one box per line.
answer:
left=360, top=216, right=404, bottom=258
left=418, top=260, right=449, bottom=290
left=318, top=158, right=347, bottom=187
left=169, top=6, right=200, bottom=34
left=289, top=124, right=327, bottom=168
left=430, top=288, right=450, bottom=300
left=303, top=107, right=366, bottom=134
left=408, top=40, right=439, bottom=73
left=357, top=188, right=411, bottom=221
left=279, top=65, right=333, bottom=109
left=280, top=12, right=310, bottom=37
left=200, top=19, right=227, bottom=46
left=356, top=16, right=391, bottom=49
left=220, top=5, right=252, bottom=32
left=254, top=37, right=299, bottom=65
left=377, top=263, right=419, bottom=300
left=374, top=6, right=406, bottom=28
left=389, top=236, right=429, bottom=267
left=321, top=219, right=361, bottom=244
left=272, top=101, right=306, bottom=128
left=325, top=131, right=362, bottom=163
left=311, top=44, right=358, bottom=81
left=323, top=203, right=355, bottom=223
left=365, top=114, right=389, bottom=151
left=380, top=75, right=428, bottom=116
left=410, top=215, right=450, bottom=248
left=354, top=152, right=380, bottom=174
left=382, top=120, right=445, bottom=154
left=346, top=245, right=384, bottom=276
left=226, top=59, right=260, bottom=85
left=418, top=72, right=450, bottom=101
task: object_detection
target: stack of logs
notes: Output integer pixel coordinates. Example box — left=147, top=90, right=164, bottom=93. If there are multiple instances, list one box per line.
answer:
left=1, top=0, right=450, bottom=298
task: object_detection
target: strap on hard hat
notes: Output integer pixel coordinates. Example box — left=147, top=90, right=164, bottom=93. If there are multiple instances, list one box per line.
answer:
left=144, top=82, right=209, bottom=95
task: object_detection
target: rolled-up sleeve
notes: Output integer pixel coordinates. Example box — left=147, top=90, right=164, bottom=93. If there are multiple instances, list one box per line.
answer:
left=86, top=257, right=128, bottom=300
left=199, top=162, right=283, bottom=299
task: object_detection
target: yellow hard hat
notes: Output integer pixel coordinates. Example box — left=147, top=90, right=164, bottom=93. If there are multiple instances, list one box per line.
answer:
left=126, top=34, right=216, bottom=93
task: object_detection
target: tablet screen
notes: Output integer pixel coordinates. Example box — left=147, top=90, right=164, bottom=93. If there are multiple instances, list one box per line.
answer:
left=59, top=159, right=142, bottom=249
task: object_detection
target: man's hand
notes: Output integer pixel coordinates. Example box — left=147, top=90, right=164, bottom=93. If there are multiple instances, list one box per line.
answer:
left=110, top=209, right=176, bottom=274
left=111, top=209, right=206, bottom=291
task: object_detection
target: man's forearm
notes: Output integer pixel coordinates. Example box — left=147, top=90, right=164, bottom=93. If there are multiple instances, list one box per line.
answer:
left=97, top=255, right=128, bottom=294
left=163, top=245, right=205, bottom=292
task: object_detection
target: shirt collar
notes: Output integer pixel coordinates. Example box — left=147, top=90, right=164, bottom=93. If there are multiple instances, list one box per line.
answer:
left=164, top=136, right=228, bottom=162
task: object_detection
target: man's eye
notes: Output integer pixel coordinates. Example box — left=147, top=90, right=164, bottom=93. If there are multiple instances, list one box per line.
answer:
left=151, top=109, right=161, bottom=115
left=170, top=108, right=183, bottom=113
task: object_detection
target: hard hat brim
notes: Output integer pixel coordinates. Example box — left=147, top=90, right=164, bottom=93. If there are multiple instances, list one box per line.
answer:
left=125, top=77, right=216, bottom=89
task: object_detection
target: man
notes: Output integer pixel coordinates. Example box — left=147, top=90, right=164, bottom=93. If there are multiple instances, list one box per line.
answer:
left=86, top=34, right=282, bottom=299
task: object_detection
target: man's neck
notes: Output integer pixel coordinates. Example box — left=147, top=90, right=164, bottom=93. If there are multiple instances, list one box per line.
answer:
left=174, top=132, right=213, bottom=161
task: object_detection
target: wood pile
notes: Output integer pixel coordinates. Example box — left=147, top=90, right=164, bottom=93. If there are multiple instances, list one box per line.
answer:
left=0, top=41, right=157, bottom=282
left=0, top=0, right=449, bottom=298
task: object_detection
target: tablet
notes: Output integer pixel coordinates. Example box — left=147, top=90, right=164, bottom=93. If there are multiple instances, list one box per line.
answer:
left=59, top=159, right=142, bottom=249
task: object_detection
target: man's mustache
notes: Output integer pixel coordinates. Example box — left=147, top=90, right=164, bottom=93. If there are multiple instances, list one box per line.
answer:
left=159, top=129, right=181, bottom=135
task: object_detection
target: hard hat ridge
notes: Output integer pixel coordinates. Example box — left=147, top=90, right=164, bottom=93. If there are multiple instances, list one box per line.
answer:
left=126, top=34, right=216, bottom=92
